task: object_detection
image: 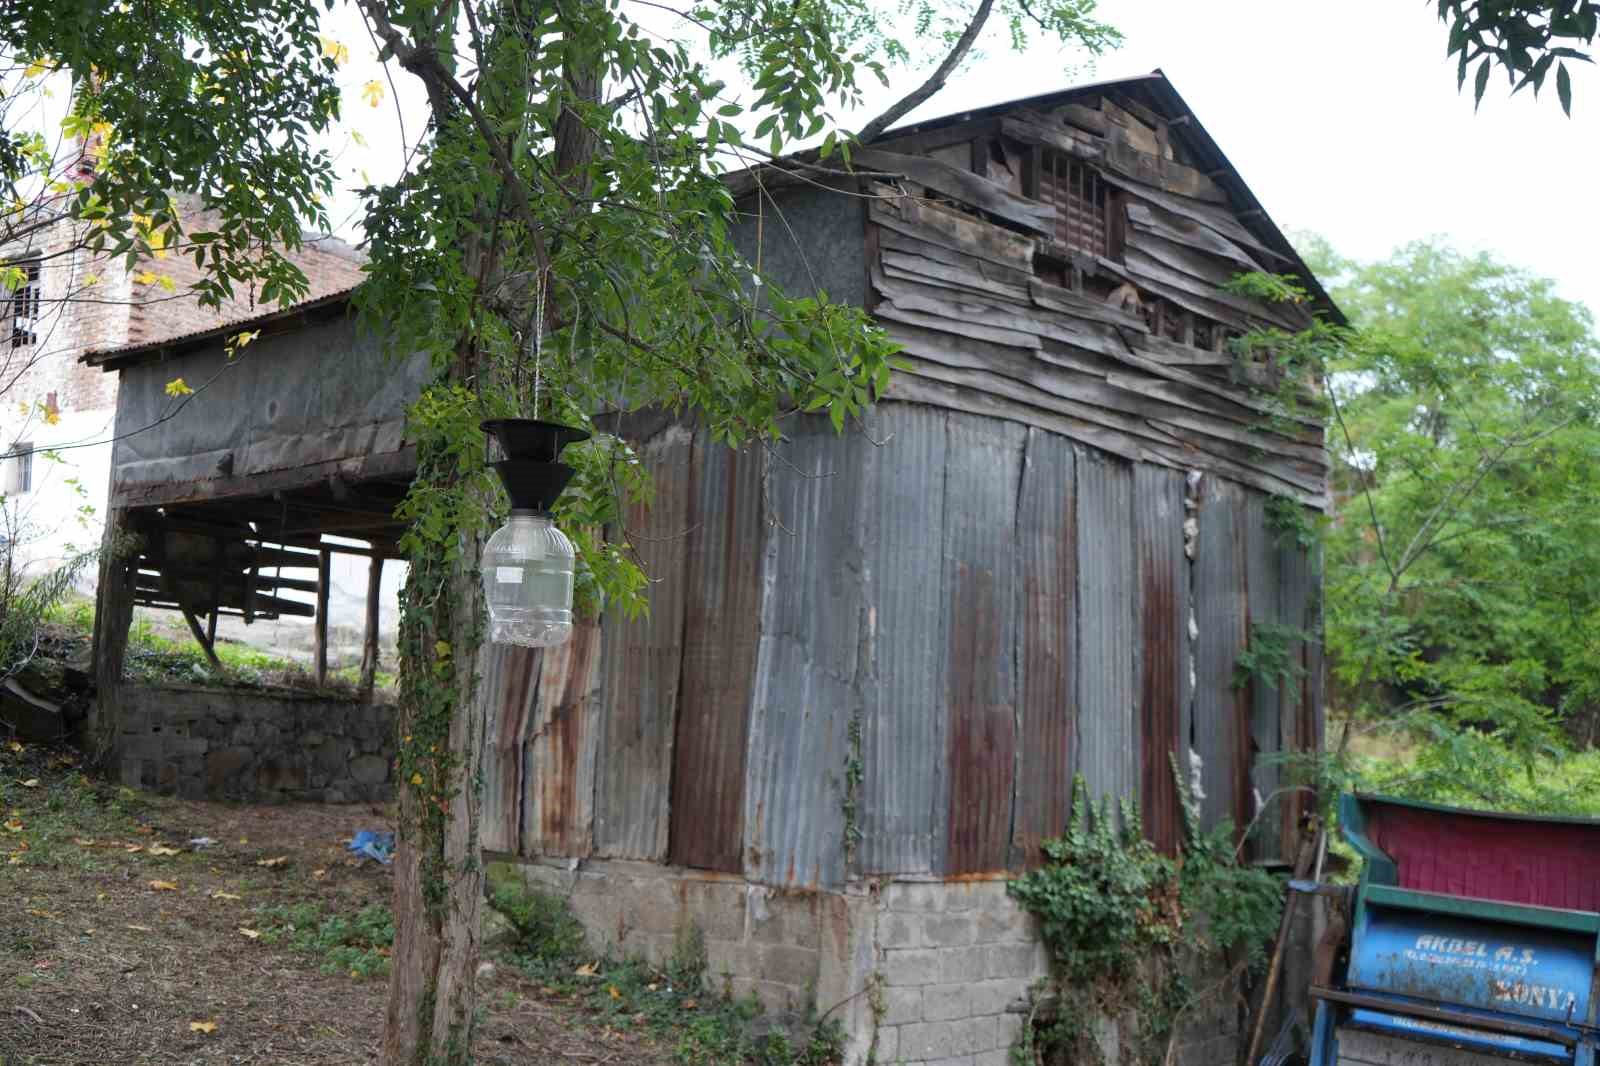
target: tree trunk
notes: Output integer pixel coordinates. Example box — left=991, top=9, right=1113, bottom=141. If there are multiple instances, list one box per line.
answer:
left=382, top=517, right=490, bottom=1065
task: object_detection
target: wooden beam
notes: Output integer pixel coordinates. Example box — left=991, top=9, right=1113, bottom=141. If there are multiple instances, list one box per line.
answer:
left=359, top=554, right=384, bottom=702
left=178, top=601, right=225, bottom=672
left=206, top=536, right=222, bottom=647
left=314, top=547, right=332, bottom=686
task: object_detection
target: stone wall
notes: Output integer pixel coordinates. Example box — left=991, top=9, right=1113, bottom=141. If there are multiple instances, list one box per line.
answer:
left=512, top=863, right=1249, bottom=1066
left=114, top=683, right=395, bottom=802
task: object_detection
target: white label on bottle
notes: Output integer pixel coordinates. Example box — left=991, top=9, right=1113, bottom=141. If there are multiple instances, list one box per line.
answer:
left=494, top=566, right=524, bottom=585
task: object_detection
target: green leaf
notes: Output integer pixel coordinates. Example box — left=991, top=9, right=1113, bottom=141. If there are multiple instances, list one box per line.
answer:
left=1558, top=62, right=1574, bottom=114
left=1474, top=56, right=1492, bottom=107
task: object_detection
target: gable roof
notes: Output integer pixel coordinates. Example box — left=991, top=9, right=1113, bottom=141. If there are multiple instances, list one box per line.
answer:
left=733, top=69, right=1342, bottom=325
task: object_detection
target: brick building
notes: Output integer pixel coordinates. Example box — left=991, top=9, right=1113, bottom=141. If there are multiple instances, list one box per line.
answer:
left=0, top=196, right=365, bottom=576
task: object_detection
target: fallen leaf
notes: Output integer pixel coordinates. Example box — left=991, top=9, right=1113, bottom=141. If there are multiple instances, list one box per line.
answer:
left=73, top=838, right=96, bottom=846
left=147, top=845, right=180, bottom=857
left=238, top=928, right=260, bottom=940
left=237, top=837, right=248, bottom=844
left=124, top=844, right=144, bottom=853
left=135, top=826, right=154, bottom=835
left=211, top=891, right=241, bottom=901
left=256, top=856, right=288, bottom=868
left=19, top=778, right=39, bottom=788
left=27, top=909, right=56, bottom=919
left=607, top=985, right=620, bottom=1000
left=126, top=924, right=154, bottom=932
left=312, top=868, right=326, bottom=880
left=4, top=818, right=23, bottom=832
left=189, top=1020, right=218, bottom=1034
left=148, top=880, right=179, bottom=892
left=7, top=741, right=21, bottom=753
left=683, top=998, right=698, bottom=1010
left=575, top=961, right=599, bottom=977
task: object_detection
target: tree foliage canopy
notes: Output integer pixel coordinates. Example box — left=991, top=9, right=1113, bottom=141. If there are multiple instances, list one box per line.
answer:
left=1437, top=0, right=1598, bottom=113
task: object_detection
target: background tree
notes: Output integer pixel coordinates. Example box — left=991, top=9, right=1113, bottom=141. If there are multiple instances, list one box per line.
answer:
left=1298, top=235, right=1600, bottom=813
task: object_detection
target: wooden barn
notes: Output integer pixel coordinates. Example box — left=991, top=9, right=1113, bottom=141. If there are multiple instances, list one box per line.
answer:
left=85, top=71, right=1331, bottom=1065
left=496, top=69, right=1331, bottom=1065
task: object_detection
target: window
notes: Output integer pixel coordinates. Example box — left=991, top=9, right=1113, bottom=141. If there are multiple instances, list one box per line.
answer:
left=4, top=259, right=41, bottom=349
left=4, top=442, right=32, bottom=496
left=1037, top=153, right=1108, bottom=256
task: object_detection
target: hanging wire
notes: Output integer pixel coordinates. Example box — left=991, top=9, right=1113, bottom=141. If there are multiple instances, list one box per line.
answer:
left=531, top=269, right=546, bottom=419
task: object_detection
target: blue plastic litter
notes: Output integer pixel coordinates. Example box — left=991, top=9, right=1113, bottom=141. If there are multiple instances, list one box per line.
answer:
left=347, top=830, right=395, bottom=865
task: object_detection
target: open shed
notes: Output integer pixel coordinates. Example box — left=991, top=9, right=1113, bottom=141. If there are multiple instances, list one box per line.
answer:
left=84, top=291, right=426, bottom=801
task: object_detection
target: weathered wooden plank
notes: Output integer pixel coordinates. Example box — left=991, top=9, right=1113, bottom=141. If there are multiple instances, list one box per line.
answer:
left=1098, top=169, right=1290, bottom=264
left=874, top=298, right=1042, bottom=351
left=1124, top=246, right=1309, bottom=332
left=1127, top=229, right=1260, bottom=292
left=1193, top=477, right=1253, bottom=837
left=1126, top=201, right=1261, bottom=273
left=526, top=620, right=603, bottom=857
left=941, top=414, right=1025, bottom=875
left=594, top=425, right=693, bottom=860
left=855, top=148, right=1057, bottom=235
left=999, top=115, right=1104, bottom=163
left=1131, top=330, right=1237, bottom=368
left=1102, top=127, right=1228, bottom=206
left=667, top=435, right=764, bottom=873
left=874, top=271, right=1130, bottom=358
left=1076, top=448, right=1140, bottom=813
left=880, top=248, right=1035, bottom=304
left=869, top=191, right=1038, bottom=273
left=1027, top=278, right=1150, bottom=334
left=1053, top=101, right=1109, bottom=136
left=1012, top=428, right=1077, bottom=868
left=890, top=324, right=1328, bottom=489
left=877, top=227, right=1037, bottom=289
left=1136, top=464, right=1189, bottom=853
left=859, top=406, right=948, bottom=876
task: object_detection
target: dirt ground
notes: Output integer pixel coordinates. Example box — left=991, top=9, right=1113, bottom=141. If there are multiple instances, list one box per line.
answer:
left=0, top=744, right=675, bottom=1066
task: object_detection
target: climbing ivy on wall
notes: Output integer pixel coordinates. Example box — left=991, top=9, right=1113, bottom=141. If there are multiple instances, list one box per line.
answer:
left=1007, top=765, right=1282, bottom=1066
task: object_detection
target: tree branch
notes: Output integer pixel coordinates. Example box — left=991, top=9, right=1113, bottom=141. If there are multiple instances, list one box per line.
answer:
left=856, top=0, right=995, bottom=144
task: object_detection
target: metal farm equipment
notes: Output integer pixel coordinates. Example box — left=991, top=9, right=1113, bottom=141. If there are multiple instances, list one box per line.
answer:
left=1308, top=793, right=1600, bottom=1066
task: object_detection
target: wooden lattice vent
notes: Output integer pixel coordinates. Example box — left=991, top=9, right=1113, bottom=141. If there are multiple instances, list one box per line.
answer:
left=1037, top=153, right=1107, bottom=256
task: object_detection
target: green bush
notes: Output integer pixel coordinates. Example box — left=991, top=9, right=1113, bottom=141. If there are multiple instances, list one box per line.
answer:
left=257, top=901, right=394, bottom=979
left=488, top=876, right=589, bottom=965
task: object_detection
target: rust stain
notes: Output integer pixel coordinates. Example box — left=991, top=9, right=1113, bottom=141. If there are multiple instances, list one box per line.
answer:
left=1139, top=564, right=1180, bottom=854
left=538, top=621, right=600, bottom=854
left=945, top=562, right=1016, bottom=875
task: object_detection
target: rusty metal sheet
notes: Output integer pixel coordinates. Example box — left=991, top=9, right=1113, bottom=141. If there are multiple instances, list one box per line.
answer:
left=1244, top=490, right=1286, bottom=862
left=939, top=414, right=1025, bottom=876
left=667, top=434, right=764, bottom=873
left=1135, top=464, right=1188, bottom=853
left=594, top=425, right=693, bottom=860
left=525, top=620, right=602, bottom=857
left=1075, top=447, right=1140, bottom=812
left=743, top=417, right=866, bottom=889
left=479, top=642, right=541, bottom=855
left=860, top=405, right=948, bottom=877
left=1011, top=428, right=1076, bottom=868
left=1192, top=477, right=1251, bottom=835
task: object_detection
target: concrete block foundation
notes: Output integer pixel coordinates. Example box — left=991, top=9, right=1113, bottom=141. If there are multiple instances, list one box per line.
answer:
left=514, top=862, right=1249, bottom=1066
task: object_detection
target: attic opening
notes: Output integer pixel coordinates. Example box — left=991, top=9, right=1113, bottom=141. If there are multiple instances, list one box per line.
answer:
left=1037, top=152, right=1108, bottom=257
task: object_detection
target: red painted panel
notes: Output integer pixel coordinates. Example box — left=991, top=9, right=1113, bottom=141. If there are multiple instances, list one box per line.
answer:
left=1366, top=802, right=1600, bottom=912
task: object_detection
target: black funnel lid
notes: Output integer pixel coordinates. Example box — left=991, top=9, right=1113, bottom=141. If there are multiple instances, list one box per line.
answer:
left=491, top=459, right=577, bottom=514
left=481, top=419, right=590, bottom=463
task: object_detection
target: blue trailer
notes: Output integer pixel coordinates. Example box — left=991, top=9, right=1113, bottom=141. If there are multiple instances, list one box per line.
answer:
left=1308, top=794, right=1600, bottom=1066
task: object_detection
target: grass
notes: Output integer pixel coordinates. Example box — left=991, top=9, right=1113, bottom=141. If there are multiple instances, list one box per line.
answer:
left=43, top=597, right=399, bottom=696
left=485, top=866, right=846, bottom=1066
left=256, top=900, right=395, bottom=979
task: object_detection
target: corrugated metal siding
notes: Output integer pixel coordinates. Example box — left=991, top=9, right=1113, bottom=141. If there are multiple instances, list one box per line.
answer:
left=1280, top=528, right=1322, bottom=856
left=1012, top=428, right=1077, bottom=868
left=594, top=425, right=693, bottom=860
left=1193, top=478, right=1251, bottom=835
left=1244, top=491, right=1285, bottom=862
left=744, top=420, right=867, bottom=888
left=940, top=414, right=1025, bottom=875
left=480, top=643, right=541, bottom=854
left=668, top=435, right=764, bottom=872
left=1075, top=448, right=1140, bottom=810
left=525, top=620, right=602, bottom=857
left=860, top=406, right=949, bottom=876
left=1135, top=465, right=1188, bottom=853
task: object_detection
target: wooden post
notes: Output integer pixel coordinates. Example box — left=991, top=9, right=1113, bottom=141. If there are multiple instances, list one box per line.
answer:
left=150, top=523, right=223, bottom=672
left=89, top=506, right=137, bottom=767
left=359, top=553, right=384, bottom=701
left=206, top=535, right=223, bottom=646
left=314, top=546, right=331, bottom=686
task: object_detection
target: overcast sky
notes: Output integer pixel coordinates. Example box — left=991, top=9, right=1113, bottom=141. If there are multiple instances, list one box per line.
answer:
left=320, top=0, right=1600, bottom=315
